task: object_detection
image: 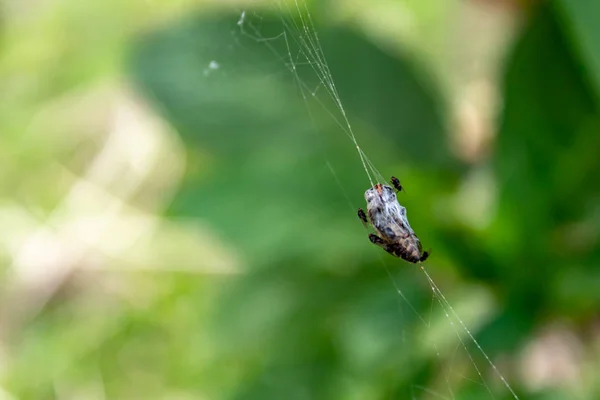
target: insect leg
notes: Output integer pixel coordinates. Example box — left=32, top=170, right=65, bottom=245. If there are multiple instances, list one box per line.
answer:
left=368, top=233, right=386, bottom=247
left=357, top=208, right=368, bottom=227
left=390, top=176, right=404, bottom=193
left=419, top=249, right=431, bottom=262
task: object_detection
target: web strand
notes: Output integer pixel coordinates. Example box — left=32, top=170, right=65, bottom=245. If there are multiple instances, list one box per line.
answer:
left=420, top=264, right=520, bottom=400
left=275, top=1, right=380, bottom=187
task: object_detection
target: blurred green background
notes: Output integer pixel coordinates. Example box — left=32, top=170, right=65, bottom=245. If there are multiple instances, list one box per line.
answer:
left=1, top=0, right=600, bottom=399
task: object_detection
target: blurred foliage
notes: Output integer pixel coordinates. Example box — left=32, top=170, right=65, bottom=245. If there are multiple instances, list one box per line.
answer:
left=2, top=1, right=600, bottom=400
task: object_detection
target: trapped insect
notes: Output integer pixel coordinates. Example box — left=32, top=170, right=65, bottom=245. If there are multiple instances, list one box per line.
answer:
left=358, top=177, right=430, bottom=263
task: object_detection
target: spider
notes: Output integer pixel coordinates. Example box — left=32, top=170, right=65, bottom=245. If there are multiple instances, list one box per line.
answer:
left=357, top=177, right=429, bottom=263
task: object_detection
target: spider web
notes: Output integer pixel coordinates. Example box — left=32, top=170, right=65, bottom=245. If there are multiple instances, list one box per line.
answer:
left=226, top=2, right=519, bottom=399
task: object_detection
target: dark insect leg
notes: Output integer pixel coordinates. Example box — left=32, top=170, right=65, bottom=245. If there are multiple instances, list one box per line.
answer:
left=368, top=233, right=386, bottom=247
left=357, top=208, right=368, bottom=227
left=390, top=176, right=404, bottom=193
left=419, top=249, right=431, bottom=262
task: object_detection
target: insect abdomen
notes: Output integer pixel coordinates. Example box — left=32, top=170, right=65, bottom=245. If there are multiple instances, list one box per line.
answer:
left=393, top=237, right=422, bottom=263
